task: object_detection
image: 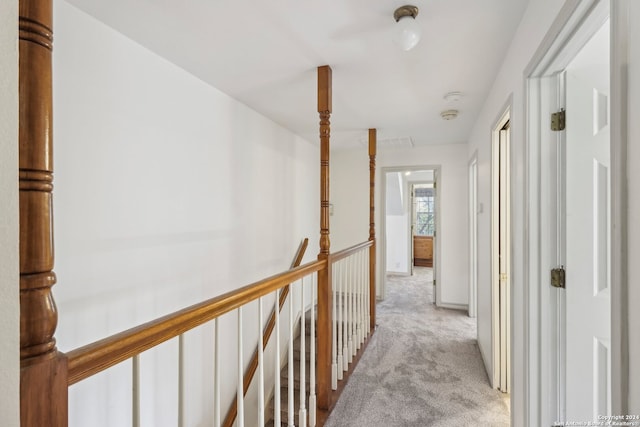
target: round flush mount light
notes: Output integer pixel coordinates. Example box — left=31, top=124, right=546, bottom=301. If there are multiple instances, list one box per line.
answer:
left=393, top=5, right=421, bottom=51
left=440, top=109, right=459, bottom=120
left=443, top=91, right=463, bottom=102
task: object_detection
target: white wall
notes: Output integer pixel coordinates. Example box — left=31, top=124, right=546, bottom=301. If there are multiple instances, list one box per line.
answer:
left=330, top=146, right=369, bottom=251
left=385, top=214, right=409, bottom=274
left=385, top=172, right=408, bottom=274
left=379, top=145, right=468, bottom=307
left=332, top=143, right=468, bottom=307
left=53, top=2, right=319, bottom=426
left=0, top=0, right=19, bottom=426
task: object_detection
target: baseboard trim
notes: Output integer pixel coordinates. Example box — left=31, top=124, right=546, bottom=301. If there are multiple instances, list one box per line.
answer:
left=477, top=337, right=493, bottom=386
left=437, top=302, right=468, bottom=311
left=385, top=272, right=411, bottom=277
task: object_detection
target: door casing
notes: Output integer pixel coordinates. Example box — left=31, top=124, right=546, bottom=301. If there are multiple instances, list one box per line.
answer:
left=469, top=153, right=478, bottom=319
left=380, top=165, right=441, bottom=302
left=523, top=0, right=629, bottom=424
left=491, top=107, right=511, bottom=392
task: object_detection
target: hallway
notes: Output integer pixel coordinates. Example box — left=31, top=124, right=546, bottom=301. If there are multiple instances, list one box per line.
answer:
left=325, top=268, right=510, bottom=426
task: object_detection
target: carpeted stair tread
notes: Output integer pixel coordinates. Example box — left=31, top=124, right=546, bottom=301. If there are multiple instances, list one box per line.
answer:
left=281, top=357, right=311, bottom=389
left=292, top=334, right=315, bottom=362
left=267, top=387, right=310, bottom=425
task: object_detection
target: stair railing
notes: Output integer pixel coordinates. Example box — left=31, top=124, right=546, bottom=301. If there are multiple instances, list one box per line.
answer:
left=222, top=238, right=309, bottom=427
left=18, top=31, right=378, bottom=424
left=66, top=258, right=325, bottom=427
left=329, top=241, right=374, bottom=390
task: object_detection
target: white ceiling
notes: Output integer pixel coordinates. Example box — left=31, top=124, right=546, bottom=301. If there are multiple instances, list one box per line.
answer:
left=65, top=0, right=529, bottom=150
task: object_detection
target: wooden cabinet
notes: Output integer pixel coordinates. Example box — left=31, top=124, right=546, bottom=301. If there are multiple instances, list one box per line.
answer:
left=413, top=235, right=433, bottom=267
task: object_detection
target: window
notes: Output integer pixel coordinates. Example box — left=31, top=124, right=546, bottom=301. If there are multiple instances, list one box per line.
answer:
left=415, top=187, right=435, bottom=236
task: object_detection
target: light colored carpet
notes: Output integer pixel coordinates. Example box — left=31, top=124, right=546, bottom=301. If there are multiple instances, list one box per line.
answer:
left=325, top=267, right=510, bottom=427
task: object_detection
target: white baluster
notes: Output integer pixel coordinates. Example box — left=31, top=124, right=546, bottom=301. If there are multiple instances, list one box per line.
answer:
left=299, top=278, right=307, bottom=427
left=354, top=252, right=362, bottom=352
left=349, top=252, right=360, bottom=361
left=214, top=319, right=220, bottom=427
left=348, top=255, right=355, bottom=362
left=178, top=334, right=185, bottom=427
left=342, top=258, right=348, bottom=372
left=366, top=250, right=371, bottom=337
left=288, top=284, right=295, bottom=427
left=331, top=264, right=338, bottom=390
left=357, top=251, right=363, bottom=349
left=337, top=260, right=344, bottom=380
left=274, top=289, right=281, bottom=426
left=309, top=275, right=317, bottom=427
left=358, top=252, right=369, bottom=343
left=258, top=297, right=265, bottom=427
left=132, top=355, right=140, bottom=427
left=237, top=307, right=244, bottom=427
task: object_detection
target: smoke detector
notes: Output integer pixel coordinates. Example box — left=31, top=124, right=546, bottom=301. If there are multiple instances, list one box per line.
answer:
left=440, top=109, right=459, bottom=120
left=443, top=91, right=463, bottom=102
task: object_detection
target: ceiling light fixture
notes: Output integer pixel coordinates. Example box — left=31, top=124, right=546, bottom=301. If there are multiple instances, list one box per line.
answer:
left=393, top=5, right=421, bottom=51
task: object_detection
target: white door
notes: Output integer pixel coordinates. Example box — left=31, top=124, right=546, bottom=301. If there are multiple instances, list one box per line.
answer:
left=564, top=19, right=611, bottom=420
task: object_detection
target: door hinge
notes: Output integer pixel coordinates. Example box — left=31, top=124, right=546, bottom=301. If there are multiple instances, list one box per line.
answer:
left=551, top=266, right=566, bottom=288
left=433, top=279, right=436, bottom=287
left=500, top=273, right=508, bottom=281
left=551, top=109, right=566, bottom=131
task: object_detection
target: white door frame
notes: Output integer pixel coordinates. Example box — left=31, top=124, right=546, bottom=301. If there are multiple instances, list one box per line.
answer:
left=468, top=152, right=478, bottom=319
left=491, top=106, right=511, bottom=392
left=523, top=0, right=629, bottom=424
left=380, top=165, right=441, bottom=301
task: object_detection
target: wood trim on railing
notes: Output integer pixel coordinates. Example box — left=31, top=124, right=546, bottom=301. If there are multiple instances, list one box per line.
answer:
left=222, top=238, right=309, bottom=427
left=316, top=64, right=333, bottom=412
left=369, top=128, right=377, bottom=331
left=330, top=240, right=374, bottom=264
left=19, top=0, right=69, bottom=425
left=66, top=259, right=326, bottom=386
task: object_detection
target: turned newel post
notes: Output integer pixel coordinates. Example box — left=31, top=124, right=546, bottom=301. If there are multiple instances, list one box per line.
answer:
left=318, top=65, right=332, bottom=258
left=19, top=0, right=68, bottom=425
left=316, top=65, right=333, bottom=411
left=368, top=129, right=377, bottom=331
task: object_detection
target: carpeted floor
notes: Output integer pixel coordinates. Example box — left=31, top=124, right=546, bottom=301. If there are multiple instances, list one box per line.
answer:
left=325, top=267, right=510, bottom=427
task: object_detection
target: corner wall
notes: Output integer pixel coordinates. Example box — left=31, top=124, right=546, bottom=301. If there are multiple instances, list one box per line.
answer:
left=0, top=1, right=19, bottom=426
left=53, top=2, right=319, bottom=425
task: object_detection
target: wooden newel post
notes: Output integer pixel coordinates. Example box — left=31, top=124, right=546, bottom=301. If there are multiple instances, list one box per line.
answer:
left=316, top=65, right=333, bottom=412
left=19, top=0, right=68, bottom=425
left=368, top=129, right=377, bottom=332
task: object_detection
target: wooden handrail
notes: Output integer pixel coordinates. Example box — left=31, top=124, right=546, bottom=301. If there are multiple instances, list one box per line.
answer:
left=66, top=258, right=326, bottom=386
left=369, top=128, right=377, bottom=330
left=222, top=238, right=309, bottom=427
left=330, top=240, right=374, bottom=264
